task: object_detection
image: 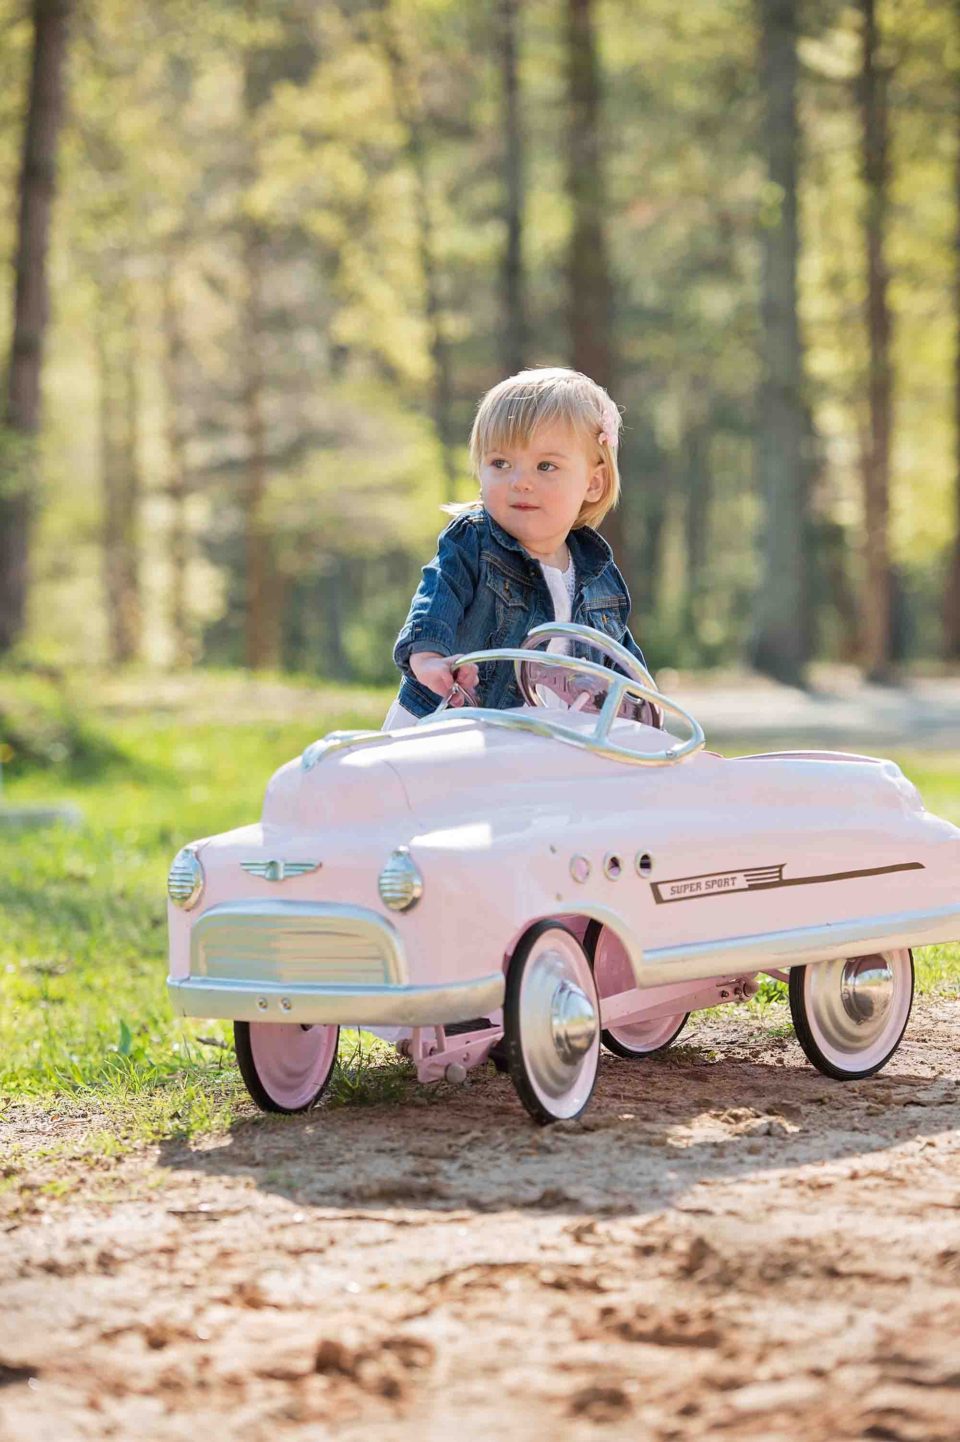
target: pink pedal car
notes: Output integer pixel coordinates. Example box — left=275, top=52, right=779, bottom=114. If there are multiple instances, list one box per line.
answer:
left=166, top=623, right=960, bottom=1124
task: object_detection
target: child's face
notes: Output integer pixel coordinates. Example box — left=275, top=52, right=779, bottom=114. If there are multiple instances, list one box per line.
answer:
left=478, top=419, right=606, bottom=557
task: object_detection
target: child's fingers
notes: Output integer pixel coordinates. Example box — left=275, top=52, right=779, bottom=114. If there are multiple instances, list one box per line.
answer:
left=427, top=661, right=460, bottom=697
left=411, top=653, right=458, bottom=697
left=452, top=660, right=480, bottom=692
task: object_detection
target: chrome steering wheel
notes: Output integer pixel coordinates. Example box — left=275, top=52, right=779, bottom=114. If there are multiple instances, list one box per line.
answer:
left=426, top=624, right=704, bottom=768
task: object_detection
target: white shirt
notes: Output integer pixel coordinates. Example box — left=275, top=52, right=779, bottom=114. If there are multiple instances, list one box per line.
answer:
left=539, top=555, right=576, bottom=651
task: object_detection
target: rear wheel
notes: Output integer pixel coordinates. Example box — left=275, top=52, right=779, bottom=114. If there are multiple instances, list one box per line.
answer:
left=788, top=949, right=913, bottom=1080
left=586, top=921, right=689, bottom=1058
left=234, top=1021, right=340, bottom=1113
left=504, top=921, right=600, bottom=1125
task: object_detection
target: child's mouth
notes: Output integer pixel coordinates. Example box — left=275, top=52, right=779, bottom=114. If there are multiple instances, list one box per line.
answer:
left=511, top=503, right=539, bottom=511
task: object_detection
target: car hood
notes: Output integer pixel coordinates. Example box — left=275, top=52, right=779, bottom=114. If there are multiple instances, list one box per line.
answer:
left=261, top=749, right=413, bottom=829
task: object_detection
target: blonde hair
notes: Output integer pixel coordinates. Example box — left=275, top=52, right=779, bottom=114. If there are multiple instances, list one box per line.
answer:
left=446, top=367, right=622, bottom=529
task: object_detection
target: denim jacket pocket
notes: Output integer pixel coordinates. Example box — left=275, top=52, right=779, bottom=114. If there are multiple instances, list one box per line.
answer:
left=481, top=560, right=530, bottom=644
left=482, top=560, right=527, bottom=609
left=583, top=599, right=628, bottom=642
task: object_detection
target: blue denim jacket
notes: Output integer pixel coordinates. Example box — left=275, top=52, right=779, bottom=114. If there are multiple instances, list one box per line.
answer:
left=393, top=507, right=655, bottom=718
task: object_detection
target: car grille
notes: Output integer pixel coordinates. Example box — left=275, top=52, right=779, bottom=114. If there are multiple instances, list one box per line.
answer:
left=190, top=903, right=402, bottom=988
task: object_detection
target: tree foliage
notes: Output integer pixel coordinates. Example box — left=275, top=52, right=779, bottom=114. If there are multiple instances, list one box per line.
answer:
left=1, top=0, right=957, bottom=678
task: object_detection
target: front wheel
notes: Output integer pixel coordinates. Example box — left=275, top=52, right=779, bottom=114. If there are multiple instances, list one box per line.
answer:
left=788, top=949, right=914, bottom=1080
left=234, top=1021, right=340, bottom=1113
left=504, top=921, right=601, bottom=1125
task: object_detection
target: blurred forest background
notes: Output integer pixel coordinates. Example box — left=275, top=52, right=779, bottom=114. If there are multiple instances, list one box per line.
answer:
left=2, top=0, right=960, bottom=690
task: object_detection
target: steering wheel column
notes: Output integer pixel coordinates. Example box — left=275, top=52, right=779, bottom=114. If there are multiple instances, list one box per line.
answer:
left=516, top=622, right=663, bottom=728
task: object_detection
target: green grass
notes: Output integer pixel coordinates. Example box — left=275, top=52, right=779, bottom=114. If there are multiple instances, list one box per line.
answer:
left=2, top=668, right=959, bottom=1148
left=0, top=674, right=399, bottom=1144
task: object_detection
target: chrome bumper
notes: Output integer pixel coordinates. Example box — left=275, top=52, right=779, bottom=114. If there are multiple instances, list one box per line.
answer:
left=167, top=972, right=506, bottom=1026
left=169, top=898, right=505, bottom=1025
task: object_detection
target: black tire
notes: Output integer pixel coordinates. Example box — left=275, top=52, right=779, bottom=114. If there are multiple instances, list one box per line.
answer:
left=504, top=920, right=601, bottom=1125
left=584, top=920, right=689, bottom=1059
left=234, top=1020, right=340, bottom=1114
left=788, top=949, right=914, bottom=1081
left=486, top=1038, right=510, bottom=1073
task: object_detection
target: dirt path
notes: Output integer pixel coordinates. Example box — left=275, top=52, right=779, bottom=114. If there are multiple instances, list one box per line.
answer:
left=3, top=1000, right=960, bottom=1441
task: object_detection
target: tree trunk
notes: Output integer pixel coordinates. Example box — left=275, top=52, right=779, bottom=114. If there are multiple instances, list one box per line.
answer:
left=239, top=11, right=292, bottom=673
left=161, top=256, right=192, bottom=667
left=750, top=0, right=808, bottom=686
left=944, top=0, right=960, bottom=658
left=241, top=219, right=279, bottom=671
left=682, top=420, right=711, bottom=643
left=0, top=0, right=71, bottom=653
left=320, top=557, right=351, bottom=680
left=858, top=0, right=894, bottom=680
left=497, top=0, right=527, bottom=375
left=379, top=5, right=458, bottom=504
left=616, top=422, right=666, bottom=623
left=564, top=0, right=622, bottom=558
left=96, top=269, right=142, bottom=665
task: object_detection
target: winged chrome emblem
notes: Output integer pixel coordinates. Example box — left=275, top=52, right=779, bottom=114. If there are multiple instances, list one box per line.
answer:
left=240, top=859, right=321, bottom=882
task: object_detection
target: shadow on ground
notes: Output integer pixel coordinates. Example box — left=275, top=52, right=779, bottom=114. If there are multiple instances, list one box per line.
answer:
left=156, top=1017, right=960, bottom=1218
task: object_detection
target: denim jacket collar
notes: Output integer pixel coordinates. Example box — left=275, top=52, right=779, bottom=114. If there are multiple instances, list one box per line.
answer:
left=484, top=511, right=613, bottom=588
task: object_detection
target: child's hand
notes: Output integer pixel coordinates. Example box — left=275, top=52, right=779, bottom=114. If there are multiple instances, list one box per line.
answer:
left=410, top=651, right=479, bottom=705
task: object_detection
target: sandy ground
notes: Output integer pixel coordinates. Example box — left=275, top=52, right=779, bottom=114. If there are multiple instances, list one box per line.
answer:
left=2, top=1000, right=960, bottom=1442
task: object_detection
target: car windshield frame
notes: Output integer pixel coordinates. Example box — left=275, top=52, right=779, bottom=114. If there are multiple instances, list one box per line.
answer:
left=301, top=625, right=705, bottom=771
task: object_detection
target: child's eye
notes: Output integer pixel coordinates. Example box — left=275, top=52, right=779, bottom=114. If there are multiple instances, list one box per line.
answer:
left=490, top=458, right=509, bottom=470
left=537, top=461, right=557, bottom=472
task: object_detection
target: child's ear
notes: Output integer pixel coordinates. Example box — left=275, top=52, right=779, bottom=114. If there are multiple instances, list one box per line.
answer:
left=586, top=462, right=606, bottom=500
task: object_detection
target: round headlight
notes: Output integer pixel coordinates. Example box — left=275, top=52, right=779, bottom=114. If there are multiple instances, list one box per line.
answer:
left=378, top=847, right=423, bottom=912
left=168, top=846, right=204, bottom=910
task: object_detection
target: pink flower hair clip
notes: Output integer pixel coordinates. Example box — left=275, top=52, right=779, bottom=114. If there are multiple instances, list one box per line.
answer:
left=597, top=399, right=621, bottom=453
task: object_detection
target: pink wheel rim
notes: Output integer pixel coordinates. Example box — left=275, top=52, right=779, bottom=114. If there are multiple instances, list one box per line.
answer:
left=249, top=1023, right=339, bottom=1109
left=606, top=1011, right=686, bottom=1052
left=594, top=927, right=685, bottom=1053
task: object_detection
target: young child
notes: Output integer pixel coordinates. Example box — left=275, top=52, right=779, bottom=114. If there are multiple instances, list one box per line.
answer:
left=384, top=366, right=659, bottom=727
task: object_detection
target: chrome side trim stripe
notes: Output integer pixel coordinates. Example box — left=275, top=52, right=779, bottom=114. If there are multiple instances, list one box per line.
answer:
left=639, top=903, right=960, bottom=987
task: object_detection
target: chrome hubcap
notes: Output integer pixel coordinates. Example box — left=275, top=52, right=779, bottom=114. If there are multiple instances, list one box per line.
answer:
left=550, top=980, right=597, bottom=1063
left=840, top=955, right=893, bottom=1025
left=520, top=944, right=599, bottom=1101
left=808, top=953, right=897, bottom=1053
